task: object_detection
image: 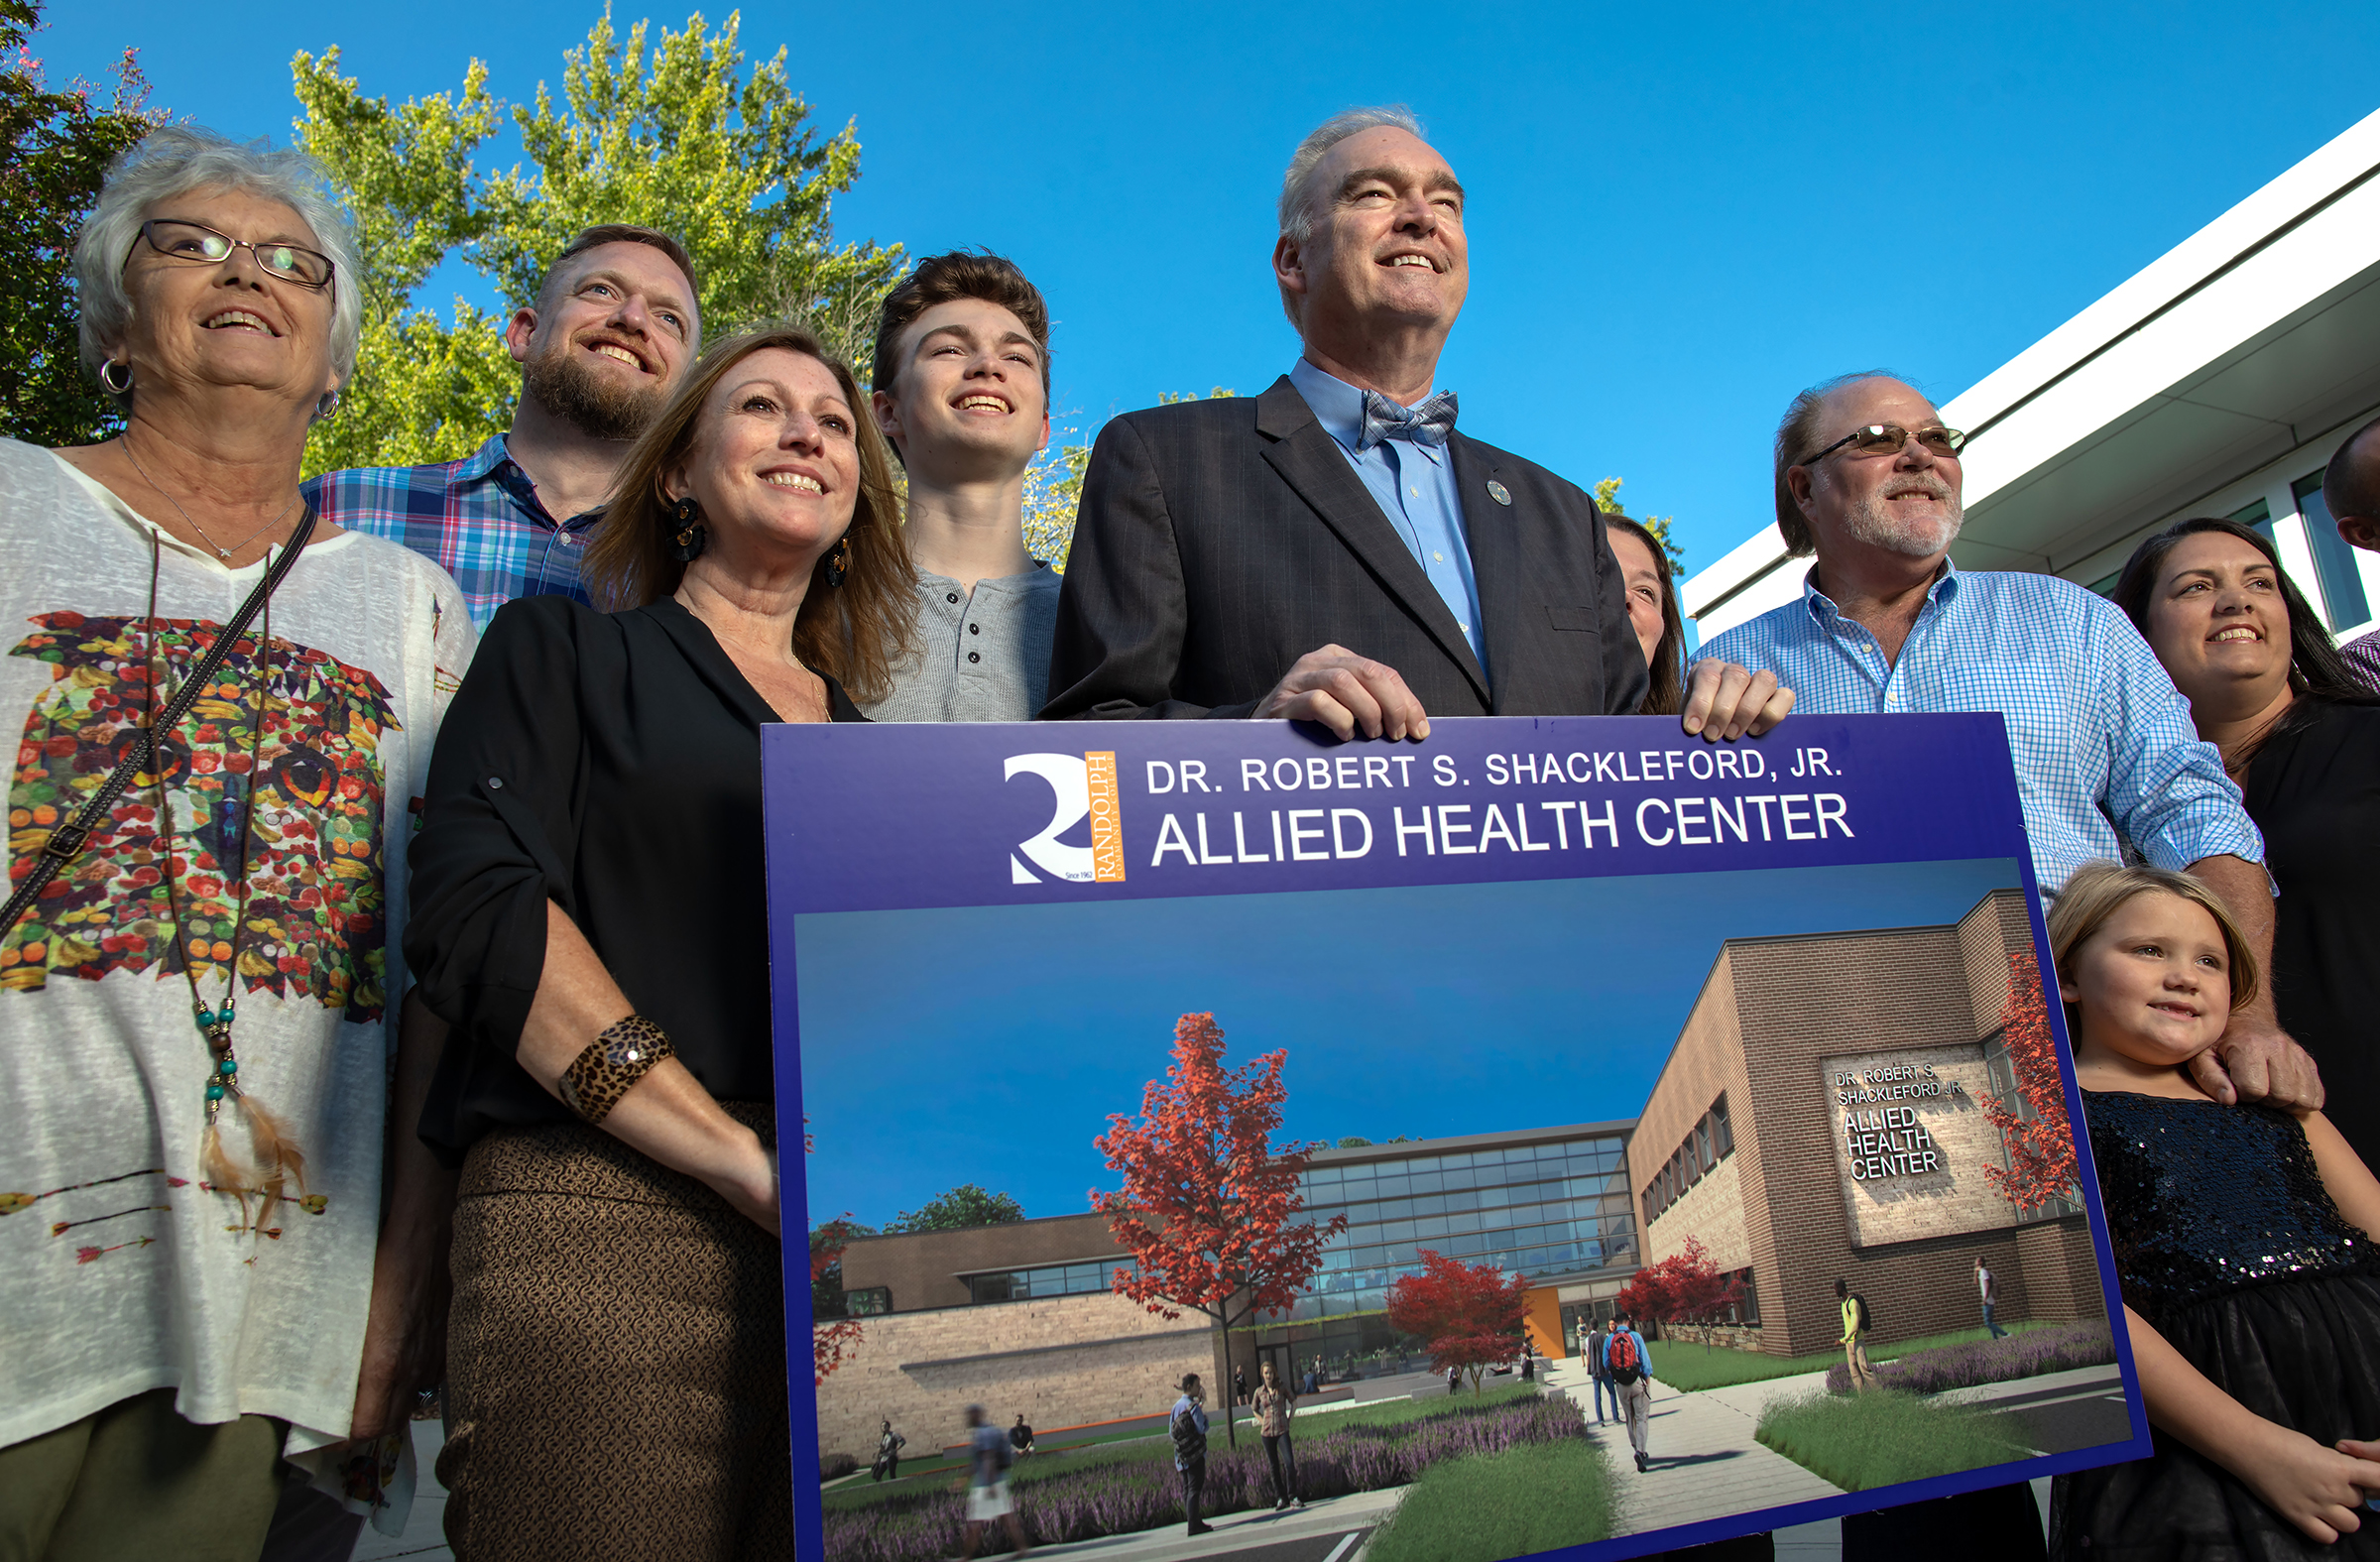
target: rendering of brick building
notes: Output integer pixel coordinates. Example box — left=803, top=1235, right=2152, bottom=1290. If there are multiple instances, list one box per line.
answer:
left=818, top=1213, right=1212, bottom=1463
left=815, top=1130, right=1644, bottom=1459
left=1628, top=889, right=2103, bottom=1358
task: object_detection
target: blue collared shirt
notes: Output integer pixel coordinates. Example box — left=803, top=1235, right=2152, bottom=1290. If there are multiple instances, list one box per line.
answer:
left=1702, top=562, right=2263, bottom=893
left=1288, top=358, right=1486, bottom=671
left=302, top=434, right=598, bottom=631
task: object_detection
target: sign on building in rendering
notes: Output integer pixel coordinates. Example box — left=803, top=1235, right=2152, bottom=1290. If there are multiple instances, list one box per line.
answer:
left=1824, top=1044, right=2015, bottom=1248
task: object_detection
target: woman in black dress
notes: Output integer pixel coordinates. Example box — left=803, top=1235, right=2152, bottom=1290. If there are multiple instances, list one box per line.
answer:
left=2046, top=862, right=2380, bottom=1558
left=405, top=324, right=915, bottom=1560
left=2114, top=517, right=2380, bottom=1171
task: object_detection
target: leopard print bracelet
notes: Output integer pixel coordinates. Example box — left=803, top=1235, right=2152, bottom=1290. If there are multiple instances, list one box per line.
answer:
left=558, top=1016, right=676, bottom=1125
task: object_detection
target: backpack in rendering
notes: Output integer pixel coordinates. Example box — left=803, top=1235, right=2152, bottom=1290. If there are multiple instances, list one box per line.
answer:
left=1606, top=1331, right=1641, bottom=1385
left=1170, top=1404, right=1207, bottom=1463
left=1854, top=1293, right=1873, bottom=1333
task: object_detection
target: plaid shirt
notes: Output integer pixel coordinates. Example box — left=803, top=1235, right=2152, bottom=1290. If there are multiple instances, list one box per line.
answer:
left=1702, top=561, right=2263, bottom=893
left=2343, top=626, right=2380, bottom=694
left=301, top=435, right=598, bottom=630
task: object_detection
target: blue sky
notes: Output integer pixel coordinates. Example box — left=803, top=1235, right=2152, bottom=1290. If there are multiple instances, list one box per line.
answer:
left=36, top=3, right=2380, bottom=584
left=792, top=857, right=2019, bottom=1231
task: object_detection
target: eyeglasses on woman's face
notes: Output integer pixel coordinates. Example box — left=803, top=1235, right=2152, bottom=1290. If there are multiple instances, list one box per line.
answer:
left=1798, top=422, right=1967, bottom=468
left=136, top=218, right=336, bottom=291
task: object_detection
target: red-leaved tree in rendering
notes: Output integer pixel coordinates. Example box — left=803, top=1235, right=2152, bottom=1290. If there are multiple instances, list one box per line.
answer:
left=1981, top=950, right=2080, bottom=1217
left=1616, top=1236, right=1745, bottom=1347
left=811, top=1220, right=866, bottom=1383
left=803, top=1118, right=865, bottom=1384
left=1385, top=1249, right=1529, bottom=1395
left=1092, top=1013, right=1346, bottom=1447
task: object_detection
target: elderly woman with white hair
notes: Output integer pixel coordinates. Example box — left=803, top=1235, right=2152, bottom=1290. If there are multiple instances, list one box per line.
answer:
left=0, top=128, right=472, bottom=1558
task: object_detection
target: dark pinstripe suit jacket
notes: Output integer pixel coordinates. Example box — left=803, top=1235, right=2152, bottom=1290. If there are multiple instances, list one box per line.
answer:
left=1042, top=375, right=1650, bottom=720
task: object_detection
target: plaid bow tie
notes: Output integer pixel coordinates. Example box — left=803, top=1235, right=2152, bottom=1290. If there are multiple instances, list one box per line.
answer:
left=1356, top=389, right=1459, bottom=452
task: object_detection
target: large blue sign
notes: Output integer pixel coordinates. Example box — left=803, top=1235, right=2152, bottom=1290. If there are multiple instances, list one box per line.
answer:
left=768, top=714, right=2148, bottom=1561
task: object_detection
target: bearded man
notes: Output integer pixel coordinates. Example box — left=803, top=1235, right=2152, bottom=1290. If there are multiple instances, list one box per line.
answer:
left=306, top=224, right=700, bottom=626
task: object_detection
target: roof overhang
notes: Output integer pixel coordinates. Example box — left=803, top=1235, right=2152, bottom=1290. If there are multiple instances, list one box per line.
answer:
left=1686, top=105, right=2380, bottom=636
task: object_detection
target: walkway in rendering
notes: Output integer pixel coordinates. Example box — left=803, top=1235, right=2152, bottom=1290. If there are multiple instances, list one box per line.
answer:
left=1544, top=1356, right=1850, bottom=1538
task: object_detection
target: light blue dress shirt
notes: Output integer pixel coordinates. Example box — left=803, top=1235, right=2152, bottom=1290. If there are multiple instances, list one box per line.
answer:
left=1288, top=358, right=1486, bottom=671
left=1702, top=562, right=2263, bottom=893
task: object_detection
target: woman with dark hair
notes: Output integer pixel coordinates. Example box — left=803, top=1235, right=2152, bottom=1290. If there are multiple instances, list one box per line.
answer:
left=405, top=323, right=915, bottom=1559
left=2112, top=516, right=2380, bottom=1172
left=1604, top=514, right=1686, bottom=715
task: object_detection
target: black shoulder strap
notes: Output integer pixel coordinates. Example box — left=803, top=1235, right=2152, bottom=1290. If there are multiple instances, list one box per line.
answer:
left=2, top=510, right=317, bottom=939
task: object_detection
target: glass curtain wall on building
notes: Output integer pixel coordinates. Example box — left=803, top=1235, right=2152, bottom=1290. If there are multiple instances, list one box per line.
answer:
left=1253, top=1134, right=1635, bottom=1380
left=2295, top=473, right=2374, bottom=633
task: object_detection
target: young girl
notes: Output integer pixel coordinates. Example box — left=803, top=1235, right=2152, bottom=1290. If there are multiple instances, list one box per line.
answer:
left=2047, top=862, right=2380, bottom=1558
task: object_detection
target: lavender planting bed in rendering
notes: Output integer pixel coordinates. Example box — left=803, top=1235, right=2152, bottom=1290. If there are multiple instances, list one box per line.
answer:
left=821, top=1393, right=1585, bottom=1562
left=1826, top=1320, right=2115, bottom=1397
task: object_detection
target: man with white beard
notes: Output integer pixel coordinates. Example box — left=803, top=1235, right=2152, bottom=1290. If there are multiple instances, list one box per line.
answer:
left=1702, top=372, right=2323, bottom=1562
left=1705, top=373, right=2317, bottom=1105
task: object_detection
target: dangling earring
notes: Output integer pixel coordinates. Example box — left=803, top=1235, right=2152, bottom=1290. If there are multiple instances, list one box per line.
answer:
left=99, top=359, right=134, bottom=396
left=313, top=389, right=341, bottom=420
left=825, top=536, right=852, bottom=588
left=667, top=495, right=707, bottom=562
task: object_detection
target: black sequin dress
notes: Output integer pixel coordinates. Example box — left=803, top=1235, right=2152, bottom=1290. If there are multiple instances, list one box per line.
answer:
left=2051, top=1091, right=2380, bottom=1561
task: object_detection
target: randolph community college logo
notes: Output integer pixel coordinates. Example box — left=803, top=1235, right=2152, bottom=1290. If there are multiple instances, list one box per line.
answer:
left=1004, top=752, right=1126, bottom=886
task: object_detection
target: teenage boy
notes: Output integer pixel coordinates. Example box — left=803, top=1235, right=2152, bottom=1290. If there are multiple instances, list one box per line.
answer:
left=866, top=251, right=1062, bottom=720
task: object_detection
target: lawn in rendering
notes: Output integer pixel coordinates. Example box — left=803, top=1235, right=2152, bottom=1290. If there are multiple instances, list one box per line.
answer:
left=766, top=713, right=2151, bottom=1560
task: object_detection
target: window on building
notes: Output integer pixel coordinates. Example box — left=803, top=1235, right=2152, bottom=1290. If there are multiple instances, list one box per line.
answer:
left=965, top=1259, right=1133, bottom=1304
left=1729, top=1267, right=1759, bottom=1324
left=2295, top=472, right=2373, bottom=631
left=1713, top=1096, right=1733, bottom=1158
left=2230, top=497, right=2274, bottom=541
left=846, top=1286, right=891, bottom=1316
left=1982, top=1034, right=2081, bottom=1223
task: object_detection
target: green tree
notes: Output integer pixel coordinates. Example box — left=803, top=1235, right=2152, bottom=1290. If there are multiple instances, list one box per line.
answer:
left=290, top=7, right=905, bottom=474
left=0, top=0, right=165, bottom=447
left=1592, top=477, right=1684, bottom=576
left=883, top=1183, right=1024, bottom=1234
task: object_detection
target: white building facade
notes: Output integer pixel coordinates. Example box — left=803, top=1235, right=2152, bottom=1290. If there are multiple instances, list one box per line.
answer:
left=1686, top=107, right=2380, bottom=645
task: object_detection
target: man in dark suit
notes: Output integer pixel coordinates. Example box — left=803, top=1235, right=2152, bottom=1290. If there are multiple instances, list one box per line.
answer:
left=1044, top=106, right=1788, bottom=740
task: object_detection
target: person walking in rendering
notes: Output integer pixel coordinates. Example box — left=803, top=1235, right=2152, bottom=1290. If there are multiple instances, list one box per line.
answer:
left=873, top=1419, right=905, bottom=1482
left=1172, top=1374, right=1214, bottom=1537
left=1606, top=1311, right=1656, bottom=1472
left=1839, top=1279, right=1876, bottom=1391
left=1588, top=1320, right=1615, bottom=1424
left=1253, top=1360, right=1304, bottom=1510
left=1235, top=1363, right=1250, bottom=1407
left=1976, top=1259, right=2009, bottom=1340
left=959, top=1403, right=1029, bottom=1559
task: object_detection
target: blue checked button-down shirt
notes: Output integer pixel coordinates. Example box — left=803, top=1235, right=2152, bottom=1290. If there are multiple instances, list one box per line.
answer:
left=301, top=434, right=597, bottom=630
left=1289, top=358, right=1486, bottom=672
left=1701, top=562, right=2263, bottom=894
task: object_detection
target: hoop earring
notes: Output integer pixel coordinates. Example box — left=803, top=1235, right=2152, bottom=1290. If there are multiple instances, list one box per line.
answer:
left=314, top=389, right=341, bottom=420
left=825, top=536, right=852, bottom=588
left=666, top=495, right=708, bottom=563
left=99, top=359, right=134, bottom=396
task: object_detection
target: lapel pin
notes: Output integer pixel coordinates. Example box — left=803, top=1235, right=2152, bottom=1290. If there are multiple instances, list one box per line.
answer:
left=1487, top=479, right=1512, bottom=507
